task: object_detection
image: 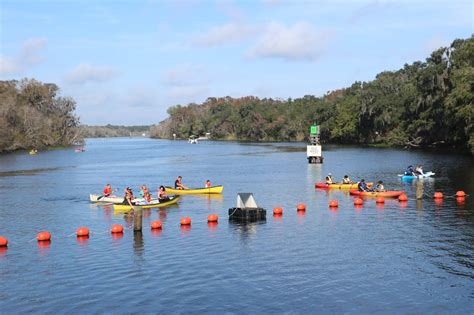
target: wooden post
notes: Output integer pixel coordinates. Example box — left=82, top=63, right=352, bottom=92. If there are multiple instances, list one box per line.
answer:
left=415, top=181, right=423, bottom=199
left=133, top=207, right=143, bottom=231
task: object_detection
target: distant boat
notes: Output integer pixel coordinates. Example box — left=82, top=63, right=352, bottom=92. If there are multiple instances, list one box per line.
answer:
left=188, top=135, right=198, bottom=144
left=75, top=147, right=85, bottom=153
left=29, top=149, right=38, bottom=155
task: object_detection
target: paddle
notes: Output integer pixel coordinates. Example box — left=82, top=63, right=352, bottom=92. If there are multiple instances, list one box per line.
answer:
left=97, top=188, right=117, bottom=200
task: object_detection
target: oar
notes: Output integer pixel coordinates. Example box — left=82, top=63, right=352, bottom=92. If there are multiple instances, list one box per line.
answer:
left=97, top=188, right=118, bottom=200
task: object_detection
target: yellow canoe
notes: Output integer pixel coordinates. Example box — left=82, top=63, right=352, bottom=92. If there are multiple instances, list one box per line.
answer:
left=164, top=185, right=224, bottom=195
left=113, top=195, right=180, bottom=211
left=315, top=182, right=373, bottom=189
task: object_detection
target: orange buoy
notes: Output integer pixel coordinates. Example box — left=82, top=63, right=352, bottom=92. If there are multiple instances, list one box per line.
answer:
left=273, top=207, right=283, bottom=215
left=329, top=200, right=338, bottom=208
left=456, top=191, right=465, bottom=197
left=37, top=231, right=51, bottom=241
left=434, top=192, right=443, bottom=199
left=296, top=203, right=306, bottom=211
left=111, top=224, right=124, bottom=233
left=353, top=198, right=363, bottom=206
left=376, top=197, right=385, bottom=204
left=207, top=214, right=218, bottom=222
left=398, top=194, right=408, bottom=202
left=0, top=236, right=8, bottom=247
left=76, top=227, right=89, bottom=237
left=151, top=220, right=162, bottom=229
left=180, top=217, right=191, bottom=225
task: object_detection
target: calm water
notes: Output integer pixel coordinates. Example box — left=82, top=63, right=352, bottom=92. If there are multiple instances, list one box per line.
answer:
left=1, top=138, right=473, bottom=313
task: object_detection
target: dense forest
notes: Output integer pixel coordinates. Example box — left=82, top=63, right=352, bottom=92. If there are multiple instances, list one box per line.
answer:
left=0, top=79, right=83, bottom=153
left=151, top=36, right=473, bottom=154
left=81, top=125, right=150, bottom=138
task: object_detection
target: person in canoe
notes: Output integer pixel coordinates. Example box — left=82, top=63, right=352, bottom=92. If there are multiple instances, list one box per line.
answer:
left=325, top=173, right=334, bottom=184
left=404, top=165, right=416, bottom=176
left=205, top=179, right=212, bottom=188
left=342, top=175, right=352, bottom=184
left=358, top=179, right=371, bottom=192
left=103, top=184, right=112, bottom=197
left=157, top=185, right=170, bottom=202
left=175, top=176, right=189, bottom=190
left=414, top=165, right=424, bottom=175
left=123, top=187, right=136, bottom=206
left=139, top=185, right=152, bottom=202
left=375, top=180, right=385, bottom=192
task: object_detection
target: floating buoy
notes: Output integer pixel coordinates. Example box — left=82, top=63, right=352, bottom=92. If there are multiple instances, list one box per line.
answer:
left=207, top=214, right=218, bottom=222
left=151, top=221, right=162, bottom=229
left=0, top=236, right=8, bottom=247
left=434, top=192, right=443, bottom=199
left=180, top=217, right=191, bottom=225
left=273, top=207, right=283, bottom=215
left=456, top=191, right=465, bottom=197
left=329, top=200, right=338, bottom=208
left=37, top=231, right=51, bottom=241
left=353, top=198, right=363, bottom=206
left=296, top=203, right=306, bottom=211
left=398, top=194, right=408, bottom=202
left=376, top=197, right=385, bottom=204
left=111, top=224, right=124, bottom=233
left=76, top=227, right=89, bottom=237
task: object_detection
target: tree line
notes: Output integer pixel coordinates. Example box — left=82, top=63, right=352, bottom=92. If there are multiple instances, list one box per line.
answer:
left=150, top=36, right=473, bottom=154
left=81, top=125, right=150, bottom=138
left=0, top=79, right=83, bottom=153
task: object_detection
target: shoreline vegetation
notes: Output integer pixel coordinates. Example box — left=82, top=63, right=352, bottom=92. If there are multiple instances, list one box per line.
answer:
left=1, top=37, right=472, bottom=155
left=0, top=79, right=83, bottom=154
left=150, top=36, right=473, bottom=154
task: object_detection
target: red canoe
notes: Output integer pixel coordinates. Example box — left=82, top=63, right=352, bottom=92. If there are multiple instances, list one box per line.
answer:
left=349, top=190, right=405, bottom=198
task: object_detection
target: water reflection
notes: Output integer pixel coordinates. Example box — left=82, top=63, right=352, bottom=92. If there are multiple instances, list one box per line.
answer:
left=229, top=221, right=264, bottom=245
left=180, top=225, right=191, bottom=235
left=133, top=231, right=144, bottom=259
left=76, top=236, right=89, bottom=247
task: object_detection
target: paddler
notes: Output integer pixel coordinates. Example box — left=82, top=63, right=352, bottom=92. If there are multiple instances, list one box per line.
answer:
left=157, top=185, right=170, bottom=202
left=342, top=175, right=352, bottom=184
left=123, top=187, right=135, bottom=206
left=358, top=179, right=370, bottom=192
left=205, top=179, right=212, bottom=188
left=375, top=180, right=385, bottom=192
left=103, top=184, right=112, bottom=197
left=175, top=176, right=189, bottom=190
left=325, top=173, right=334, bottom=184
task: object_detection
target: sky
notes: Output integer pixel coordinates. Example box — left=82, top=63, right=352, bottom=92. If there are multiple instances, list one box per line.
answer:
left=0, top=0, right=472, bottom=125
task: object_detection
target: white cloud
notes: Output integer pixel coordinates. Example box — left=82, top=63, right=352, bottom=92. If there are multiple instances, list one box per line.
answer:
left=65, top=63, right=119, bottom=84
left=161, top=64, right=210, bottom=104
left=248, top=22, right=332, bottom=61
left=192, top=22, right=256, bottom=47
left=161, top=63, right=208, bottom=86
left=0, top=37, right=47, bottom=76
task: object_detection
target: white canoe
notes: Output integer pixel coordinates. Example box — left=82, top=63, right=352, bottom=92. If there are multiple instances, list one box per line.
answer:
left=89, top=194, right=145, bottom=204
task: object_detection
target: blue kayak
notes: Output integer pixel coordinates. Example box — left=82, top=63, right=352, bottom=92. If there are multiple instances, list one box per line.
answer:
left=398, top=171, right=435, bottom=179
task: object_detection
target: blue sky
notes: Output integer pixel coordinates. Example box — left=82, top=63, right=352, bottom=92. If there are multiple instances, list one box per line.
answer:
left=1, top=0, right=472, bottom=125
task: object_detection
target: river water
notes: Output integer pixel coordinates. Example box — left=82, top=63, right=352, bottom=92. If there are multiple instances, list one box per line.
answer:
left=0, top=138, right=473, bottom=313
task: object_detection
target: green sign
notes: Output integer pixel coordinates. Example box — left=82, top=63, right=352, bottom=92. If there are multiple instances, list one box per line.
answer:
left=310, top=125, right=319, bottom=135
